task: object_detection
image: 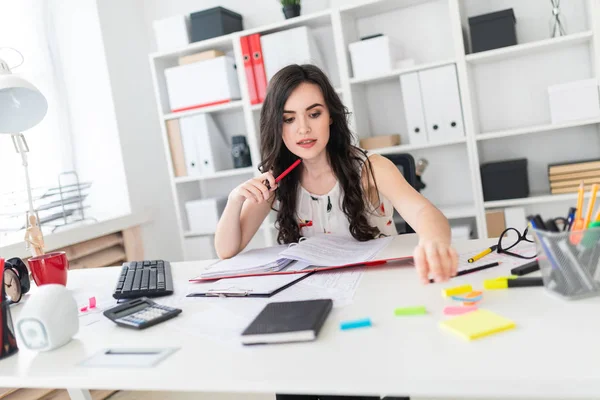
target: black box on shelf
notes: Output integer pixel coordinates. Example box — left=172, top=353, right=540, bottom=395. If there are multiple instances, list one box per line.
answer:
left=190, top=7, right=243, bottom=43
left=480, top=158, right=529, bottom=201
left=468, top=8, right=517, bottom=53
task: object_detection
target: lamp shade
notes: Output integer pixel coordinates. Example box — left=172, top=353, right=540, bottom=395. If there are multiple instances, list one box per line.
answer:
left=0, top=73, right=48, bottom=134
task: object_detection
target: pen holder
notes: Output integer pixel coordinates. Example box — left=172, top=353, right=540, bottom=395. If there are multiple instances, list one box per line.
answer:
left=533, top=228, right=600, bottom=300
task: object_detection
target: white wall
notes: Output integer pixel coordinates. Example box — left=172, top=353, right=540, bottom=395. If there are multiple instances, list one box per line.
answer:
left=95, top=0, right=183, bottom=261
left=51, top=0, right=131, bottom=222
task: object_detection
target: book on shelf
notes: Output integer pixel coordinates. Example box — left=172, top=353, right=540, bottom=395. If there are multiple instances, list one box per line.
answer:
left=548, top=158, right=600, bottom=175
left=166, top=119, right=187, bottom=177
left=550, top=177, right=600, bottom=189
left=549, top=169, right=600, bottom=182
left=551, top=184, right=600, bottom=195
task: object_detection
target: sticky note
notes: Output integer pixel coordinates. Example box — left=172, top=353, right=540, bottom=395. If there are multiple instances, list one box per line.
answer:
left=340, top=318, right=372, bottom=330
left=442, top=284, right=472, bottom=297
left=451, top=295, right=482, bottom=302
left=394, top=306, right=427, bottom=316
left=465, top=291, right=482, bottom=298
left=443, top=305, right=478, bottom=316
left=440, top=309, right=516, bottom=341
left=89, top=296, right=97, bottom=309
left=80, top=306, right=88, bottom=312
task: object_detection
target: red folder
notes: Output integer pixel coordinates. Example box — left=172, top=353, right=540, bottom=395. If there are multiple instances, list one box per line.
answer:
left=189, top=256, right=411, bottom=282
left=248, top=33, right=268, bottom=103
left=240, top=36, right=259, bottom=105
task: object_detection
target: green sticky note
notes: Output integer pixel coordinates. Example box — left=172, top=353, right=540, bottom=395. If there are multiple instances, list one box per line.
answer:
left=394, top=306, right=427, bottom=316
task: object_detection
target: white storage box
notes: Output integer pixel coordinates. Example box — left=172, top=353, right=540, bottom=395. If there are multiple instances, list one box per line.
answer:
left=185, top=197, right=228, bottom=234
left=548, top=79, right=600, bottom=124
left=153, top=15, right=190, bottom=52
left=349, top=36, right=399, bottom=79
left=164, top=56, right=241, bottom=113
left=261, top=26, right=326, bottom=81
left=179, top=113, right=233, bottom=176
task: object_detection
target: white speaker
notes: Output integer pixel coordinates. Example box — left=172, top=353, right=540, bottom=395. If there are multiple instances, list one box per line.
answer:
left=16, top=284, right=79, bottom=351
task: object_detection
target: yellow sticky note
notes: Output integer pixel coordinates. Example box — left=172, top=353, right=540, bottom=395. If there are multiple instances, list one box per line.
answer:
left=440, top=309, right=515, bottom=341
left=442, top=284, right=472, bottom=297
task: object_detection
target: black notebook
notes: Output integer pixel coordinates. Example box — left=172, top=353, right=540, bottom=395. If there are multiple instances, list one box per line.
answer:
left=241, top=299, right=333, bottom=345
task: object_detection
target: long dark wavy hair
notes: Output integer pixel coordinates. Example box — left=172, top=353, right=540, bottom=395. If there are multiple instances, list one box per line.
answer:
left=259, top=64, right=380, bottom=244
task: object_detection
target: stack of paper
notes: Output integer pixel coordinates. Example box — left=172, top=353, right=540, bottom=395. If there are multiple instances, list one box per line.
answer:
left=196, top=235, right=395, bottom=281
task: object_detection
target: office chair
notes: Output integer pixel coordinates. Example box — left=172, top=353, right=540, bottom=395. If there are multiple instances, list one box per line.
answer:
left=382, top=153, right=417, bottom=234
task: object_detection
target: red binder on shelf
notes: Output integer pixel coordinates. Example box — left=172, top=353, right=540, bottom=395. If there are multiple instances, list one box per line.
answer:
left=248, top=33, right=268, bottom=104
left=240, top=36, right=259, bottom=105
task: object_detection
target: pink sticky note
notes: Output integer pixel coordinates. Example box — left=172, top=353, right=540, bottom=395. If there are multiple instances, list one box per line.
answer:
left=89, top=296, right=97, bottom=309
left=443, top=305, right=478, bottom=316
left=80, top=306, right=88, bottom=312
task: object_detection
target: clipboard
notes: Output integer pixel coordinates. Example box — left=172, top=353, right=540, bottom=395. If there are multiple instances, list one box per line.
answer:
left=186, top=271, right=314, bottom=298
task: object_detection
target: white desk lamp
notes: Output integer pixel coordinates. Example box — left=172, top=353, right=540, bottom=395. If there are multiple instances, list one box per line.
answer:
left=0, top=49, right=49, bottom=256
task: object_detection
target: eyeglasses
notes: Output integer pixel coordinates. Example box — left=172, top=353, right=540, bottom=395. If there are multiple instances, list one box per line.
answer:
left=497, top=226, right=538, bottom=260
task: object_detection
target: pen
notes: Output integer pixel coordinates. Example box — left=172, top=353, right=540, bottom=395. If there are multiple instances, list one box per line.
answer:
left=264, top=159, right=302, bottom=190
left=429, top=262, right=500, bottom=283
left=584, top=184, right=598, bottom=228
left=467, top=245, right=497, bottom=263
left=566, top=207, right=576, bottom=230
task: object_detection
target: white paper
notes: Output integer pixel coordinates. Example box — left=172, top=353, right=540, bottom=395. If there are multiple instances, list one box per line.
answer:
left=80, top=348, right=179, bottom=368
left=198, top=244, right=290, bottom=279
left=279, top=235, right=394, bottom=266
left=188, top=270, right=311, bottom=296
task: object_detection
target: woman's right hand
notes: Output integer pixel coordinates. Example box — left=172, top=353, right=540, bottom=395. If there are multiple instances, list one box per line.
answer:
left=229, top=172, right=277, bottom=205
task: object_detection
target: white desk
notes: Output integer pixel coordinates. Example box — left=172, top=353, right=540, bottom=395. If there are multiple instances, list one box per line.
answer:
left=2, top=237, right=600, bottom=399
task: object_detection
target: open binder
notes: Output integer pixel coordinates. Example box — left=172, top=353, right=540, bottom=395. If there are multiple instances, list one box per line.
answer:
left=189, top=234, right=418, bottom=283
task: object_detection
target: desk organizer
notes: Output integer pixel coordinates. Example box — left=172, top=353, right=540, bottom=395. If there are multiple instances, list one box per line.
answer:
left=533, top=228, right=600, bottom=300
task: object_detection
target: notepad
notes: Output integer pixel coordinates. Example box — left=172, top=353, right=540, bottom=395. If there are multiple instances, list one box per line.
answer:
left=440, top=309, right=516, bottom=341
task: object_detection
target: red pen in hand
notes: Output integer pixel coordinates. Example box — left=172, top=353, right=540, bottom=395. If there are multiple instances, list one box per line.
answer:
left=264, top=159, right=302, bottom=190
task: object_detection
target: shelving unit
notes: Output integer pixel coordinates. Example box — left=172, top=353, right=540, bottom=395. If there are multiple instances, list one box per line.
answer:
left=149, top=0, right=600, bottom=260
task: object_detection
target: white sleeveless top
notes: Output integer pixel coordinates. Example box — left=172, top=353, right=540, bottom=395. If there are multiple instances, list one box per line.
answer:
left=295, top=154, right=398, bottom=239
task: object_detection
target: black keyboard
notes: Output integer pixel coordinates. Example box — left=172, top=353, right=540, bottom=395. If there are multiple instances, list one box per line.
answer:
left=112, top=260, right=174, bottom=300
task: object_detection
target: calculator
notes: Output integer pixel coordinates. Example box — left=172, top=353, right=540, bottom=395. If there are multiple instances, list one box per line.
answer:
left=103, top=297, right=182, bottom=330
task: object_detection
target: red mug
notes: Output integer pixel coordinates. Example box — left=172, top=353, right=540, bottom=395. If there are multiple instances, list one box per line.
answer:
left=28, top=252, right=69, bottom=286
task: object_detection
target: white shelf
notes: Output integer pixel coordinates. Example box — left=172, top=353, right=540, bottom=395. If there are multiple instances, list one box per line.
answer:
left=484, top=192, right=600, bottom=209
left=439, top=204, right=478, bottom=219
left=349, top=59, right=456, bottom=85
left=340, top=0, right=436, bottom=18
left=477, top=117, right=600, bottom=141
left=243, top=10, right=332, bottom=36
left=163, top=101, right=244, bottom=121
left=369, top=137, right=466, bottom=155
left=174, top=167, right=254, bottom=183
left=465, top=31, right=594, bottom=65
left=150, top=33, right=235, bottom=60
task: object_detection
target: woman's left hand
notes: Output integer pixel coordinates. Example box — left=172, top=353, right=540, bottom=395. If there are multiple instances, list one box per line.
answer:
left=413, top=239, right=459, bottom=284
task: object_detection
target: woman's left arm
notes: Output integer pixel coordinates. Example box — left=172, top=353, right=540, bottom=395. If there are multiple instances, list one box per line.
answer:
left=366, top=154, right=458, bottom=284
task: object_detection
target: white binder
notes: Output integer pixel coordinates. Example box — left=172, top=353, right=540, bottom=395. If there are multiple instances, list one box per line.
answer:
left=180, top=114, right=233, bottom=176
left=418, top=64, right=465, bottom=143
left=179, top=121, right=202, bottom=177
left=400, top=71, right=429, bottom=145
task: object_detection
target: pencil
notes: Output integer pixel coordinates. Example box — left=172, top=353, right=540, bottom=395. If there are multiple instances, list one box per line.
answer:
left=429, top=261, right=500, bottom=283
left=264, top=159, right=302, bottom=190
left=572, top=182, right=585, bottom=231
left=584, top=184, right=598, bottom=228
left=467, top=245, right=497, bottom=263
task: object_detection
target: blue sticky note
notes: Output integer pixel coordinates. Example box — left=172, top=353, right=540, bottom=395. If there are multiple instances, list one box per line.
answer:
left=340, top=318, right=372, bottom=330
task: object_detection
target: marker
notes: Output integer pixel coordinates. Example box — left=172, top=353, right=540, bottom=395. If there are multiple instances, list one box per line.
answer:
left=510, top=260, right=540, bottom=276
left=484, top=277, right=544, bottom=289
left=340, top=318, right=372, bottom=330
left=264, top=159, right=302, bottom=190
left=467, top=245, right=497, bottom=263
left=571, top=182, right=585, bottom=232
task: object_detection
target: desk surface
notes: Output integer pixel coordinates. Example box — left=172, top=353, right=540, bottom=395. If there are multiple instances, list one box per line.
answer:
left=2, top=237, right=600, bottom=399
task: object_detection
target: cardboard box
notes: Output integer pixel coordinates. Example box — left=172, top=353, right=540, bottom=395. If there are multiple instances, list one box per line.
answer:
left=359, top=134, right=401, bottom=150
left=179, top=50, right=225, bottom=66
left=349, top=36, right=400, bottom=79
left=486, top=210, right=506, bottom=238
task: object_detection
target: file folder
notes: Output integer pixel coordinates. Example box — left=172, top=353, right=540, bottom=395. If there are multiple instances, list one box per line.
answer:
left=400, top=71, right=429, bottom=145
left=240, top=36, right=259, bottom=105
left=248, top=33, right=268, bottom=103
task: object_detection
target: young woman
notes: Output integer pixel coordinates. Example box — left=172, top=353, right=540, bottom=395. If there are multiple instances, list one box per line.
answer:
left=215, top=64, right=458, bottom=284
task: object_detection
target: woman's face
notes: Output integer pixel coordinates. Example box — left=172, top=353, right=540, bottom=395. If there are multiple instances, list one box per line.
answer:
left=281, top=82, right=331, bottom=161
